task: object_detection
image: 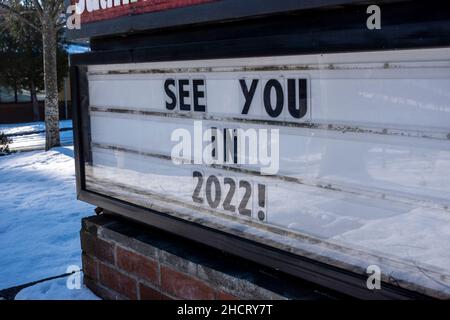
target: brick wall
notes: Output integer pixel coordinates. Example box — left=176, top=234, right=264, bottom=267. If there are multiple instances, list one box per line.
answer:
left=81, top=214, right=336, bottom=300
left=0, top=102, right=72, bottom=124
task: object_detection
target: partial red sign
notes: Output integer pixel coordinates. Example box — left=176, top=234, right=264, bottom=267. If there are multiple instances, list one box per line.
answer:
left=72, top=0, right=217, bottom=24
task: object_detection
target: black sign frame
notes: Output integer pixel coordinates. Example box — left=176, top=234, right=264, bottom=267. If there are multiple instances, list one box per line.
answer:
left=70, top=62, right=430, bottom=301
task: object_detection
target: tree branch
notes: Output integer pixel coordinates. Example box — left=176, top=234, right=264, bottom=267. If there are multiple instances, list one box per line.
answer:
left=33, top=0, right=44, bottom=13
left=31, top=0, right=44, bottom=19
left=0, top=3, right=41, bottom=32
left=50, top=0, right=64, bottom=23
left=56, top=20, right=65, bottom=30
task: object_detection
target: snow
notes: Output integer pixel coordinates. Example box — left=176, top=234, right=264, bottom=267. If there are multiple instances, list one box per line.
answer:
left=7, top=131, right=74, bottom=152
left=0, top=146, right=95, bottom=292
left=0, top=88, right=45, bottom=103
left=15, top=273, right=100, bottom=300
left=0, top=120, right=72, bottom=136
left=0, top=120, right=73, bottom=151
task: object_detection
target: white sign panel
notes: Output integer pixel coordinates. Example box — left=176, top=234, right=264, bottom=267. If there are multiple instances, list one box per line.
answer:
left=85, top=48, right=450, bottom=297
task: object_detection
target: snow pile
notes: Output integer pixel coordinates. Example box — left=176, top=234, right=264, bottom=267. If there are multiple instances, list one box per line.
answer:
left=0, top=147, right=95, bottom=290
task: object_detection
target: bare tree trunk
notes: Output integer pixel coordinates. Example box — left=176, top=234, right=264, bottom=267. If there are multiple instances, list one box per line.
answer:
left=14, top=83, right=18, bottom=103
left=42, top=22, right=60, bottom=150
left=30, top=80, right=40, bottom=121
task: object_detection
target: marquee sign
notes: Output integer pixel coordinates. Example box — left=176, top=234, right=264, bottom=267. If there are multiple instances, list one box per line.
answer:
left=70, top=0, right=450, bottom=299
left=72, top=49, right=450, bottom=299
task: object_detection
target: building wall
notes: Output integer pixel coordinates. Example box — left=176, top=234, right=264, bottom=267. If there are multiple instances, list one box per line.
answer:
left=0, top=102, right=72, bottom=124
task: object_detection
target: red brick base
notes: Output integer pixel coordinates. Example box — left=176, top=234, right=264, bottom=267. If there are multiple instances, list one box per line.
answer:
left=80, top=214, right=333, bottom=300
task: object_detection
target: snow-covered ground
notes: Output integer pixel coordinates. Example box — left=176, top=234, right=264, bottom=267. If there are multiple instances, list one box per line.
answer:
left=0, top=120, right=73, bottom=136
left=15, top=273, right=99, bottom=300
left=0, top=120, right=73, bottom=151
left=0, top=142, right=97, bottom=299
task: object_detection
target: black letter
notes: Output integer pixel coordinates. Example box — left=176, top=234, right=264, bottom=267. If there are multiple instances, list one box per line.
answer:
left=223, top=128, right=237, bottom=164
left=178, top=79, right=190, bottom=111
left=238, top=180, right=252, bottom=217
left=206, top=175, right=221, bottom=209
left=164, top=79, right=176, bottom=110
left=223, top=177, right=236, bottom=212
left=263, top=79, right=283, bottom=118
left=192, top=171, right=204, bottom=203
left=239, top=79, right=259, bottom=114
left=287, top=79, right=307, bottom=119
left=192, top=79, right=206, bottom=112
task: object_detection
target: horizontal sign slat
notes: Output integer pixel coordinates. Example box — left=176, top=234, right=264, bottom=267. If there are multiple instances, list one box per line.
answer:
left=89, top=111, right=450, bottom=206
left=88, top=67, right=450, bottom=133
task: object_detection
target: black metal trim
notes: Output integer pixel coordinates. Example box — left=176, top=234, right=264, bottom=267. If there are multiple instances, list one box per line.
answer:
left=66, top=0, right=376, bottom=41
left=70, top=0, right=450, bottom=66
left=70, top=66, right=83, bottom=195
